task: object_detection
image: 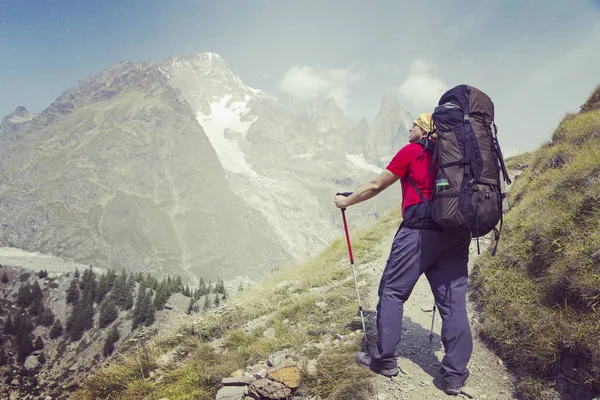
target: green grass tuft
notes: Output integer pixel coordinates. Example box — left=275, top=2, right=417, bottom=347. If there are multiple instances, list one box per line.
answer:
left=473, top=103, right=600, bottom=398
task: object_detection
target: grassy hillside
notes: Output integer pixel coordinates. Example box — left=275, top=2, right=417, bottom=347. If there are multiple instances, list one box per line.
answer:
left=472, top=84, right=600, bottom=399
left=71, top=206, right=402, bottom=400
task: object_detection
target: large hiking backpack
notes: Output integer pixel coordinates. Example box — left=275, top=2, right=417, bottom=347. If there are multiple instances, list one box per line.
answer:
left=430, top=85, right=512, bottom=253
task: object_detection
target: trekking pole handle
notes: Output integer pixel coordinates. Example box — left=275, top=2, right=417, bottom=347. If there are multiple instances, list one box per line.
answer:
left=336, top=192, right=353, bottom=211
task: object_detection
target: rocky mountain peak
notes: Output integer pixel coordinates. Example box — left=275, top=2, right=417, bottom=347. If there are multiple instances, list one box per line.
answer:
left=1, top=105, right=36, bottom=131
left=162, top=52, right=264, bottom=115
left=380, top=92, right=399, bottom=111
left=13, top=106, right=29, bottom=117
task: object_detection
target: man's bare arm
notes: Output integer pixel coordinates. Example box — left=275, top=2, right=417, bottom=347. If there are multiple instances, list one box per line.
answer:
left=335, top=169, right=400, bottom=208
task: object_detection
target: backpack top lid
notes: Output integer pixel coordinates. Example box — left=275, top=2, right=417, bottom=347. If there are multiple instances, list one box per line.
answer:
left=435, top=85, right=494, bottom=123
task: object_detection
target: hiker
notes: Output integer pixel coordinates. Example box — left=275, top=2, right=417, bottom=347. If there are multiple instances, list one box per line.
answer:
left=334, top=113, right=472, bottom=396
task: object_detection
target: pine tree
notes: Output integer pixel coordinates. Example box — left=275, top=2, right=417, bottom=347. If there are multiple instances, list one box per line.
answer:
left=203, top=294, right=211, bottom=310
left=14, top=321, right=34, bottom=362
left=17, top=284, right=33, bottom=308
left=0, top=271, right=7, bottom=284
left=38, top=308, right=55, bottom=327
left=68, top=290, right=94, bottom=341
left=99, top=299, right=118, bottom=328
left=49, top=320, right=63, bottom=339
left=128, top=272, right=135, bottom=288
left=153, top=280, right=171, bottom=310
left=174, top=275, right=183, bottom=292
left=106, top=269, right=116, bottom=291
left=216, top=278, right=225, bottom=294
left=74, top=268, right=80, bottom=278
left=29, top=282, right=44, bottom=316
left=103, top=326, right=120, bottom=357
left=95, top=273, right=109, bottom=304
left=197, top=277, right=206, bottom=298
left=66, top=278, right=80, bottom=305
left=132, top=282, right=146, bottom=327
left=187, top=298, right=195, bottom=315
left=34, top=336, right=44, bottom=350
left=214, top=295, right=220, bottom=308
left=143, top=293, right=155, bottom=326
left=3, top=314, right=13, bottom=335
left=111, top=272, right=134, bottom=311
left=123, top=285, right=134, bottom=310
left=0, top=348, right=6, bottom=366
left=79, top=267, right=96, bottom=300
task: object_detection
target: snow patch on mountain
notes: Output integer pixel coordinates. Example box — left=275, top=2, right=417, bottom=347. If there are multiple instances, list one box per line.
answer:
left=346, top=153, right=383, bottom=174
left=294, top=152, right=313, bottom=159
left=197, top=95, right=258, bottom=177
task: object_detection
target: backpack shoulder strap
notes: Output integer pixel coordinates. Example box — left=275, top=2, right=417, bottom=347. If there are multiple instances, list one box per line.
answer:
left=405, top=138, right=434, bottom=203
left=405, top=176, right=428, bottom=204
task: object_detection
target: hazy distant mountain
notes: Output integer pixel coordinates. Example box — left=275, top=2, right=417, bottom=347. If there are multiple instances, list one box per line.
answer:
left=0, top=52, right=414, bottom=282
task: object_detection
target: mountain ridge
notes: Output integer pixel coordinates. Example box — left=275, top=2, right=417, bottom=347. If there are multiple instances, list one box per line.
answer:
left=0, top=51, right=413, bottom=282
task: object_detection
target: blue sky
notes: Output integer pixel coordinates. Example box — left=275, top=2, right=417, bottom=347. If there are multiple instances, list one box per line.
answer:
left=1, top=0, right=599, bottom=153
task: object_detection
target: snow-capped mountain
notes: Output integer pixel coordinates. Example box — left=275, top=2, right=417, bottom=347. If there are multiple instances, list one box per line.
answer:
left=0, top=52, right=414, bottom=282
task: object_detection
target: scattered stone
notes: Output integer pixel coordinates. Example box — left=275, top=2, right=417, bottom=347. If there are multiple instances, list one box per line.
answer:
left=229, top=369, right=245, bottom=377
left=156, top=349, right=176, bottom=367
left=221, top=376, right=256, bottom=386
left=248, top=378, right=291, bottom=399
left=421, top=304, right=434, bottom=312
left=253, top=369, right=268, bottom=380
left=497, top=358, right=504, bottom=366
left=267, top=365, right=301, bottom=389
left=314, top=342, right=328, bottom=350
left=263, top=327, right=276, bottom=339
left=215, top=386, right=246, bottom=400
left=267, top=350, right=291, bottom=367
left=400, top=383, right=416, bottom=392
left=306, top=359, right=318, bottom=375
left=315, top=301, right=327, bottom=310
left=24, top=355, right=40, bottom=371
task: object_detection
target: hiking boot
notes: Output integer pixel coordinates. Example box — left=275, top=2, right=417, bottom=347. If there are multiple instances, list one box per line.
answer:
left=444, top=379, right=467, bottom=396
left=355, top=352, right=399, bottom=377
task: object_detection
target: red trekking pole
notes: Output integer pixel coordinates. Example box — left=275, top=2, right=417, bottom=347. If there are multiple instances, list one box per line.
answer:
left=337, top=192, right=369, bottom=350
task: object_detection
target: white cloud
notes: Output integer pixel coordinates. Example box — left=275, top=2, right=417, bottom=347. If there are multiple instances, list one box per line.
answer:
left=398, top=59, right=448, bottom=113
left=277, top=65, right=362, bottom=110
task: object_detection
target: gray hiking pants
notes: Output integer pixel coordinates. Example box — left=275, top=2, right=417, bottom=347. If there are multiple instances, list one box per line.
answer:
left=371, top=224, right=472, bottom=387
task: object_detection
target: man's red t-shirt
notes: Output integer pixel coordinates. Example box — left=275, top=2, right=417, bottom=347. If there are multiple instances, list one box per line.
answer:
left=386, top=143, right=436, bottom=217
